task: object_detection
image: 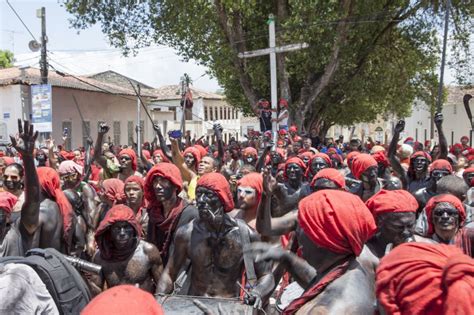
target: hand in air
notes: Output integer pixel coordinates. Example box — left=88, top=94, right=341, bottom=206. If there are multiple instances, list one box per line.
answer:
left=10, top=119, right=38, bottom=157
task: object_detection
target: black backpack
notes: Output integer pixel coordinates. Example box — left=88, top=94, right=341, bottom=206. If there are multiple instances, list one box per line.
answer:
left=0, top=248, right=91, bottom=314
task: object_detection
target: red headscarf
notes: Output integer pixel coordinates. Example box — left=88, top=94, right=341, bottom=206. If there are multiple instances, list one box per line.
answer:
left=372, top=151, right=390, bottom=167
left=152, top=149, right=170, bottom=163
left=102, top=179, right=126, bottom=205
left=183, top=146, right=201, bottom=166
left=346, top=151, right=360, bottom=168
left=95, top=205, right=141, bottom=261
left=284, top=157, right=307, bottom=178
left=310, top=168, right=345, bottom=190
left=0, top=191, right=18, bottom=216
left=289, top=125, right=298, bottom=133
left=376, top=242, right=474, bottom=315
left=429, top=159, right=453, bottom=173
left=141, top=150, right=151, bottom=160
left=194, top=144, right=208, bottom=158
left=197, top=173, right=234, bottom=212
left=424, top=194, right=466, bottom=236
left=144, top=164, right=183, bottom=208
left=297, top=151, right=314, bottom=162
left=411, top=150, right=432, bottom=163
left=351, top=153, right=378, bottom=179
left=82, top=285, right=164, bottom=315
left=242, top=147, right=258, bottom=158
left=365, top=189, right=418, bottom=219
left=237, top=172, right=263, bottom=205
left=297, top=190, right=376, bottom=255
left=37, top=167, right=74, bottom=245
left=310, top=153, right=332, bottom=168
left=118, top=148, right=137, bottom=171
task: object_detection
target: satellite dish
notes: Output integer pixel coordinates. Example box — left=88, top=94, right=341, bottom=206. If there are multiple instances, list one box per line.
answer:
left=28, top=40, right=41, bottom=52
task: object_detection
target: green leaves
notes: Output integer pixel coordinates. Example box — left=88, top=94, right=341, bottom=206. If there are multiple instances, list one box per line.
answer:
left=0, top=50, right=14, bottom=69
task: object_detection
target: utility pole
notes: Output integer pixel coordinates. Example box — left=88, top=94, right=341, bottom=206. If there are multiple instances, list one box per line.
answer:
left=37, top=7, right=48, bottom=84
left=238, top=14, right=308, bottom=138
left=136, top=84, right=141, bottom=152
left=180, top=75, right=188, bottom=135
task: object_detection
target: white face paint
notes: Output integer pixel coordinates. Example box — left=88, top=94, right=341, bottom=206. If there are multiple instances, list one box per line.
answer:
left=237, top=186, right=257, bottom=210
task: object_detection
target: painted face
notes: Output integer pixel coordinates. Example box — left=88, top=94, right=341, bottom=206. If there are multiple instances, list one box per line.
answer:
left=311, top=157, right=328, bottom=175
left=464, top=172, right=474, bottom=187
left=60, top=171, right=80, bottom=190
left=432, top=203, right=459, bottom=238
left=413, top=157, right=428, bottom=173
left=184, top=153, right=196, bottom=168
left=110, top=221, right=136, bottom=251
left=378, top=212, right=416, bottom=246
left=0, top=209, right=9, bottom=243
left=3, top=167, right=22, bottom=192
left=196, top=186, right=224, bottom=225
left=119, top=154, right=132, bottom=170
left=237, top=186, right=257, bottom=210
left=152, top=176, right=176, bottom=202
left=270, top=152, right=282, bottom=165
left=301, top=155, right=311, bottom=165
left=361, top=166, right=378, bottom=187
left=431, top=169, right=450, bottom=182
left=198, top=156, right=216, bottom=176
left=124, top=182, right=143, bottom=206
left=293, top=142, right=301, bottom=153
left=286, top=163, right=303, bottom=182
left=312, top=178, right=339, bottom=192
left=36, top=151, right=47, bottom=163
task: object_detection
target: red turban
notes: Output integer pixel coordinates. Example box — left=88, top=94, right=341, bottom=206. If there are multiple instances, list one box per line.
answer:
left=152, top=149, right=170, bottom=163
left=450, top=143, right=463, bottom=154
left=183, top=146, right=201, bottom=165
left=102, top=179, right=126, bottom=205
left=37, top=167, right=74, bottom=244
left=297, top=190, right=376, bottom=255
left=0, top=191, right=18, bottom=216
left=144, top=163, right=183, bottom=208
left=278, top=129, right=288, bottom=135
left=310, top=168, right=345, bottom=190
left=365, top=189, right=418, bottom=219
left=237, top=172, right=263, bottom=205
left=429, top=159, right=453, bottom=173
left=81, top=285, right=164, bottom=315
left=346, top=151, right=360, bottom=167
left=197, top=173, right=234, bottom=212
left=298, top=151, right=314, bottom=161
left=404, top=137, right=414, bottom=143
left=376, top=242, right=474, bottom=315
left=311, top=153, right=332, bottom=167
left=425, top=194, right=466, bottom=236
left=351, top=153, right=377, bottom=179
left=118, top=148, right=137, bottom=171
left=242, top=147, right=258, bottom=158
left=461, top=135, right=469, bottom=142
left=410, top=150, right=432, bottom=163
left=95, top=205, right=141, bottom=261
left=284, top=157, right=306, bottom=178
left=372, top=151, right=390, bottom=167
left=194, top=144, right=208, bottom=158
left=289, top=125, right=298, bottom=133
left=124, top=175, right=144, bottom=191
left=1, top=157, right=14, bottom=165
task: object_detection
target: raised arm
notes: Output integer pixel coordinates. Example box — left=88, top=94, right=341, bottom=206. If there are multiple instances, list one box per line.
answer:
left=255, top=141, right=273, bottom=172
left=434, top=112, right=448, bottom=159
left=45, top=138, right=59, bottom=170
left=388, top=120, right=408, bottom=188
left=82, top=137, right=93, bottom=182
left=154, top=124, right=173, bottom=162
left=213, top=123, right=225, bottom=169
left=92, top=123, right=109, bottom=169
left=10, top=120, right=40, bottom=234
left=170, top=137, right=194, bottom=182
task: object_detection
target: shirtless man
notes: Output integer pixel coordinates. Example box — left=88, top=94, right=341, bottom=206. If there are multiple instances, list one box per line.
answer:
left=124, top=176, right=148, bottom=237
left=91, top=204, right=162, bottom=295
left=306, top=153, right=332, bottom=179
left=1, top=120, right=41, bottom=256
left=270, top=157, right=311, bottom=217
left=230, top=172, right=263, bottom=230
left=248, top=190, right=377, bottom=314
left=349, top=153, right=382, bottom=201
left=413, top=159, right=452, bottom=211
left=117, top=148, right=143, bottom=181
left=158, top=173, right=274, bottom=309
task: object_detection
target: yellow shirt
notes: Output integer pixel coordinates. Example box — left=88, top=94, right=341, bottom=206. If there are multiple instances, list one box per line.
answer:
left=187, top=176, right=199, bottom=201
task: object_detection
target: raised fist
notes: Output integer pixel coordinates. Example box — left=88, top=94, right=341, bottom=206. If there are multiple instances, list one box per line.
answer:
left=395, top=120, right=405, bottom=133
left=98, top=123, right=109, bottom=135
left=434, top=112, right=443, bottom=127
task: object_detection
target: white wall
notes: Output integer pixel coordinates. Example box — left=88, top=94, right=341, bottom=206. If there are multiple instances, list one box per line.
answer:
left=0, top=85, right=23, bottom=144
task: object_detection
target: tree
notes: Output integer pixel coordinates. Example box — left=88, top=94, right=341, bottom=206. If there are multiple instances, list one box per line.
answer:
left=63, top=0, right=472, bottom=136
left=0, top=50, right=14, bottom=69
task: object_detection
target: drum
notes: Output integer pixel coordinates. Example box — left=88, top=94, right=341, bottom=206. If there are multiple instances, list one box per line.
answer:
left=275, top=281, right=304, bottom=312
left=156, top=294, right=257, bottom=315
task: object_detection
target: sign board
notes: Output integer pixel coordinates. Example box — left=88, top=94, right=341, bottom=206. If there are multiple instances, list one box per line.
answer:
left=31, top=84, right=52, bottom=132
left=3, top=113, right=10, bottom=119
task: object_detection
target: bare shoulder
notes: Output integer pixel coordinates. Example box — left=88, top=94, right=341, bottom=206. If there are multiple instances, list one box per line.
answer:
left=414, top=235, right=437, bottom=244
left=175, top=221, right=194, bottom=241
left=141, top=240, right=162, bottom=263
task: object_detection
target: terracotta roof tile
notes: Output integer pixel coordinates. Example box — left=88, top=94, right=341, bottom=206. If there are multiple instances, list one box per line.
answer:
left=151, top=85, right=224, bottom=100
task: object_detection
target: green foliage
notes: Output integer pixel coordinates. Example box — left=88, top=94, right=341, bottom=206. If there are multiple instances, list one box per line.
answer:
left=63, top=0, right=473, bottom=133
left=0, top=50, right=14, bottom=69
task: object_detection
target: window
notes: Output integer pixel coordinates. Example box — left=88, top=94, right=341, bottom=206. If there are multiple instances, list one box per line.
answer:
left=128, top=121, right=134, bottom=146
left=453, top=104, right=457, bottom=114
left=113, top=121, right=121, bottom=145
left=204, top=106, right=208, bottom=120
left=62, top=121, right=72, bottom=150
left=210, top=107, right=214, bottom=121
left=82, top=121, right=90, bottom=147
left=223, top=107, right=227, bottom=120
left=220, top=107, right=223, bottom=120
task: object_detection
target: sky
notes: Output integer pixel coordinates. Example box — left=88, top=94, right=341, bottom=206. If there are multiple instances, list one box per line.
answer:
left=1, top=0, right=221, bottom=91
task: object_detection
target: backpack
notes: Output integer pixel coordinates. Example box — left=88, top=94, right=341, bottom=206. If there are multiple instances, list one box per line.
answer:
left=0, top=248, right=91, bottom=315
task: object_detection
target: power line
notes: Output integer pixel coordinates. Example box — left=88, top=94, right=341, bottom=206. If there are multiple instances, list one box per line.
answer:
left=5, top=0, right=37, bottom=42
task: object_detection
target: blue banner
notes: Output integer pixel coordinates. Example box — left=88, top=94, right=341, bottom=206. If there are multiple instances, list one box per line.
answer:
left=31, top=84, right=52, bottom=132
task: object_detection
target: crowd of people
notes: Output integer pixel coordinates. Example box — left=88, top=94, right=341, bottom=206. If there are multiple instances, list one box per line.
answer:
left=0, top=105, right=473, bottom=314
